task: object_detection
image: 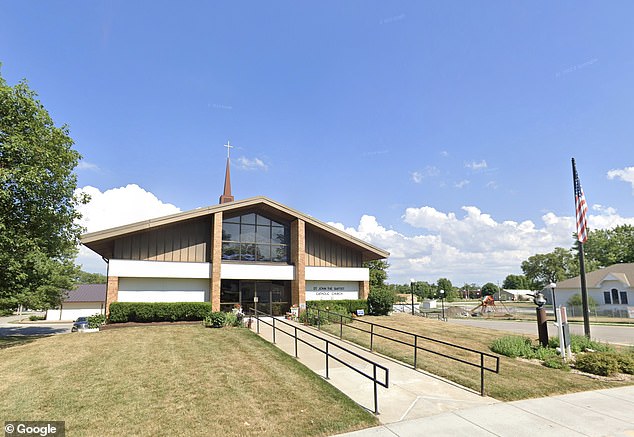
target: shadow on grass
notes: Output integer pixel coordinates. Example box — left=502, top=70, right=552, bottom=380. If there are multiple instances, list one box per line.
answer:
left=0, top=335, right=46, bottom=350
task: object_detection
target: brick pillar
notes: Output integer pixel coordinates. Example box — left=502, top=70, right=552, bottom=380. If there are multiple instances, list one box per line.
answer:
left=105, top=276, right=119, bottom=315
left=211, top=211, right=223, bottom=311
left=359, top=280, right=370, bottom=300
left=291, top=219, right=306, bottom=308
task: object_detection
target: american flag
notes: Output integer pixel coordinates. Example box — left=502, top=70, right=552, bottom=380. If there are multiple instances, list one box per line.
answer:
left=573, top=163, right=588, bottom=243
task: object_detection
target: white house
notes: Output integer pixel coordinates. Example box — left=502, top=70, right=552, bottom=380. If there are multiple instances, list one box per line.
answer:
left=46, top=284, right=106, bottom=321
left=547, top=263, right=634, bottom=318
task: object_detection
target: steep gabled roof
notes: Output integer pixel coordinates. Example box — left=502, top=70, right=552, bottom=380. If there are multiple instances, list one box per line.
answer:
left=556, top=263, right=634, bottom=289
left=81, top=196, right=389, bottom=261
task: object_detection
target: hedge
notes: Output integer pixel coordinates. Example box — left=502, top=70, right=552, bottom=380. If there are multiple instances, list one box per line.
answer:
left=108, top=302, right=213, bottom=323
left=306, top=299, right=367, bottom=315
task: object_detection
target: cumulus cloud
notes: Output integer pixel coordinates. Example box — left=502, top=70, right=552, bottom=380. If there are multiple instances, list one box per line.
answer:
left=236, top=156, right=268, bottom=171
left=465, top=160, right=488, bottom=171
left=77, top=161, right=99, bottom=171
left=607, top=166, right=634, bottom=192
left=454, top=180, right=470, bottom=188
left=333, top=205, right=634, bottom=285
left=74, top=184, right=181, bottom=272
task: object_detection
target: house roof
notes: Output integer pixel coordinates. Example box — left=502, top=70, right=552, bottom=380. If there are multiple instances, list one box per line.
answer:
left=556, top=263, right=634, bottom=289
left=64, top=284, right=106, bottom=302
left=81, top=196, right=390, bottom=261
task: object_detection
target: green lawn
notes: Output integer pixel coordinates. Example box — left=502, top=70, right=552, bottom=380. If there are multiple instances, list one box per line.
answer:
left=319, top=313, right=633, bottom=401
left=0, top=325, right=378, bottom=437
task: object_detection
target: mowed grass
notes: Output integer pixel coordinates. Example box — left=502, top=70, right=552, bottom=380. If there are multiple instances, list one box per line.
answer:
left=319, top=313, right=633, bottom=401
left=0, top=325, right=377, bottom=437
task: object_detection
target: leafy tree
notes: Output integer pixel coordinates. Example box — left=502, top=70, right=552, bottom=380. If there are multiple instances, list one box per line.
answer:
left=521, top=247, right=576, bottom=289
left=567, top=293, right=598, bottom=310
left=481, top=282, right=499, bottom=296
left=502, top=274, right=529, bottom=290
left=364, top=260, right=389, bottom=289
left=0, top=73, right=87, bottom=311
left=367, top=287, right=395, bottom=316
left=77, top=271, right=107, bottom=284
left=582, top=225, right=634, bottom=267
left=412, top=281, right=435, bottom=299
left=436, top=277, right=458, bottom=301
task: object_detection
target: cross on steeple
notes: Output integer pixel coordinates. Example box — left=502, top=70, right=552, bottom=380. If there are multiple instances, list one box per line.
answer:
left=219, top=140, right=235, bottom=204
left=224, top=141, right=234, bottom=159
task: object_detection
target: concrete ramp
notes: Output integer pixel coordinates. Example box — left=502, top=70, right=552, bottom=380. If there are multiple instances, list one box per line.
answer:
left=249, top=317, right=498, bottom=424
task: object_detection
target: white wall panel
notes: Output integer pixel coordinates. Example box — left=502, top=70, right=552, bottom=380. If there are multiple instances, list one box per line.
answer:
left=109, top=259, right=211, bottom=279
left=221, top=263, right=294, bottom=280
left=118, top=278, right=209, bottom=302
left=305, top=267, right=369, bottom=281
left=46, top=302, right=104, bottom=321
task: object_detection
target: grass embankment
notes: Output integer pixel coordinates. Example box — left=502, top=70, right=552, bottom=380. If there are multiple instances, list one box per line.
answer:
left=319, top=313, right=633, bottom=401
left=0, top=326, right=377, bottom=437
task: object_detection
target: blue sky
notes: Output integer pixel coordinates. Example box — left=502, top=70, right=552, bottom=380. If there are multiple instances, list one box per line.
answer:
left=2, top=1, right=634, bottom=285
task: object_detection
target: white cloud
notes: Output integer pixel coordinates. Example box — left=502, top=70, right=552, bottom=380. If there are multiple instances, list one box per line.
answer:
left=411, top=172, right=423, bottom=184
left=486, top=181, right=498, bottom=189
left=454, top=180, right=470, bottom=188
left=77, top=161, right=99, bottom=171
left=607, top=166, right=634, bottom=192
left=333, top=205, right=634, bottom=286
left=411, top=166, right=439, bottom=184
left=465, top=160, right=488, bottom=170
left=440, top=150, right=449, bottom=157
left=236, top=156, right=268, bottom=171
left=74, top=184, right=181, bottom=272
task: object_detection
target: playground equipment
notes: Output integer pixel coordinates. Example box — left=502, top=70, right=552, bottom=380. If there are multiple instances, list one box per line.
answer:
left=469, top=295, right=512, bottom=317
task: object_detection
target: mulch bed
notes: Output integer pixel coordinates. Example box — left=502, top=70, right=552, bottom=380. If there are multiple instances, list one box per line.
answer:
left=100, top=321, right=201, bottom=330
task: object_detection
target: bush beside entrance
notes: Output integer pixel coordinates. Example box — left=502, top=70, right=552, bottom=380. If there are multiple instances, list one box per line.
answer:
left=108, top=302, right=213, bottom=323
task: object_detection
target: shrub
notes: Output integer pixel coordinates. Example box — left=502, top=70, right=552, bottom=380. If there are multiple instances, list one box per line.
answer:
left=87, top=314, right=106, bottom=329
left=490, top=335, right=534, bottom=358
left=543, top=356, right=570, bottom=371
left=574, top=352, right=620, bottom=376
left=108, top=302, right=213, bottom=323
left=613, top=353, right=634, bottom=374
left=29, top=315, right=45, bottom=321
left=367, top=288, right=395, bottom=316
left=548, top=335, right=614, bottom=353
left=299, top=310, right=329, bottom=327
left=203, top=312, right=226, bottom=328
left=306, top=300, right=368, bottom=315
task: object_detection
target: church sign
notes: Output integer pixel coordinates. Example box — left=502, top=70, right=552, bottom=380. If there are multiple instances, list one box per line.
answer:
left=305, top=281, right=359, bottom=301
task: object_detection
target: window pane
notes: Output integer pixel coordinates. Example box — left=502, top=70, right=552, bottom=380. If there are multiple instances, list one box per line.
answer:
left=612, top=289, right=619, bottom=304
left=272, top=226, right=288, bottom=244
left=222, top=242, right=240, bottom=260
left=620, top=292, right=628, bottom=305
left=256, top=225, right=271, bottom=243
left=241, top=224, right=256, bottom=243
left=256, top=244, right=271, bottom=261
left=241, top=243, right=255, bottom=261
left=220, top=284, right=240, bottom=303
left=223, top=215, right=240, bottom=224
left=256, top=215, right=271, bottom=226
left=222, top=223, right=240, bottom=241
left=272, top=245, right=288, bottom=262
left=242, top=213, right=256, bottom=224
left=604, top=291, right=611, bottom=304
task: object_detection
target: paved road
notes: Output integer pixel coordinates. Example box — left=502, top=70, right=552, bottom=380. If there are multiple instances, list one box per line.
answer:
left=0, top=314, right=72, bottom=336
left=448, top=318, right=634, bottom=345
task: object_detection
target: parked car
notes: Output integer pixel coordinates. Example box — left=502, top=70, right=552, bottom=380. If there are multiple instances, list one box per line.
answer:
left=71, top=316, right=89, bottom=332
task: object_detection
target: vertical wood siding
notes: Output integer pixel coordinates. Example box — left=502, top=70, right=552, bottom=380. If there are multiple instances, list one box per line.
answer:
left=305, top=228, right=362, bottom=267
left=113, top=218, right=211, bottom=262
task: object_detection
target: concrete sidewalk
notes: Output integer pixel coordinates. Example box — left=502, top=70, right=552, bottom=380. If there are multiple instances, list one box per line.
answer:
left=249, top=317, right=498, bottom=424
left=335, top=386, right=634, bottom=436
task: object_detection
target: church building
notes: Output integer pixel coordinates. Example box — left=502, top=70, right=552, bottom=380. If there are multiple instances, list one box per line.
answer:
left=81, top=146, right=389, bottom=316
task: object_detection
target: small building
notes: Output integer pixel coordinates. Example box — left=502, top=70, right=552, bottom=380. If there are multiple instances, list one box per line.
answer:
left=547, top=263, right=634, bottom=317
left=46, top=284, right=106, bottom=321
left=494, top=289, right=533, bottom=301
left=80, top=151, right=389, bottom=316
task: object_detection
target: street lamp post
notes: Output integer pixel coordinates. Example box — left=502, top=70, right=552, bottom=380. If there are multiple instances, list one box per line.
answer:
left=439, top=289, right=445, bottom=321
left=549, top=282, right=557, bottom=323
left=410, top=278, right=416, bottom=315
left=532, top=291, right=549, bottom=347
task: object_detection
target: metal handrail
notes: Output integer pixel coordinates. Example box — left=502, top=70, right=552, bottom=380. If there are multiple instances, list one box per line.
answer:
left=309, top=307, right=500, bottom=396
left=249, top=308, right=389, bottom=415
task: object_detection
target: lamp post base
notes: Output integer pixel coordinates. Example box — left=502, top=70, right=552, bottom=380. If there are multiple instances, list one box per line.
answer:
left=536, top=307, right=548, bottom=347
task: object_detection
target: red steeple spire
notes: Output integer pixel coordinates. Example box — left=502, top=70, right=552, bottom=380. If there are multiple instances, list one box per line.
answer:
left=219, top=141, right=234, bottom=204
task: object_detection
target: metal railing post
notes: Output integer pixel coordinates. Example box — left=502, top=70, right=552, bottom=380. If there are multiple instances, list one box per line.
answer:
left=317, top=309, right=321, bottom=331
left=294, top=326, right=298, bottom=358
left=370, top=324, right=374, bottom=351
left=325, top=341, right=330, bottom=379
left=480, top=353, right=485, bottom=396
left=272, top=317, right=276, bottom=344
left=373, top=365, right=379, bottom=415
left=414, top=335, right=418, bottom=369
left=340, top=314, right=343, bottom=339
left=256, top=310, right=260, bottom=334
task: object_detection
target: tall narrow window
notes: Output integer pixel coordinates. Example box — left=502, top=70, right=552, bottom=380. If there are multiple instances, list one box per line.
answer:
left=603, top=291, right=611, bottom=304
left=620, top=292, right=628, bottom=305
left=221, top=213, right=289, bottom=263
left=612, top=288, right=620, bottom=304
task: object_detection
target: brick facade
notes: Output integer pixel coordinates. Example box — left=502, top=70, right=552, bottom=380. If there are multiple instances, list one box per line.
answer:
left=211, top=211, right=223, bottom=311
left=105, top=275, right=119, bottom=315
left=291, top=218, right=306, bottom=308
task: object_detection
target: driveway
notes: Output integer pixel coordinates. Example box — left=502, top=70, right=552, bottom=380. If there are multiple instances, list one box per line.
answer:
left=0, top=314, right=72, bottom=336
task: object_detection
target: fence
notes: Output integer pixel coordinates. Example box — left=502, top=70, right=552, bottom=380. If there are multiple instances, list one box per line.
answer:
left=308, top=307, right=500, bottom=396
left=250, top=308, right=389, bottom=415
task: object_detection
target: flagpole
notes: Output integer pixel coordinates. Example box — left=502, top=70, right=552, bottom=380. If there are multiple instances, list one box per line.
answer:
left=572, top=158, right=591, bottom=338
